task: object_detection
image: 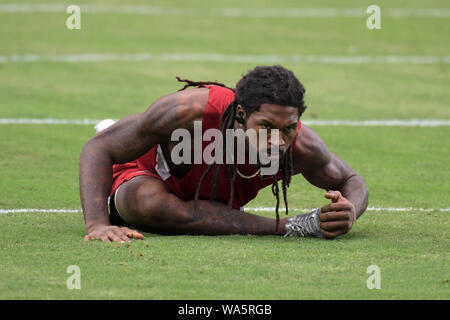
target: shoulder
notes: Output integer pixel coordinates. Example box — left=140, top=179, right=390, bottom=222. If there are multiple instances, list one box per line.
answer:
left=140, top=87, right=209, bottom=136
left=292, top=124, right=331, bottom=173
left=205, top=85, right=235, bottom=114
left=174, top=87, right=210, bottom=128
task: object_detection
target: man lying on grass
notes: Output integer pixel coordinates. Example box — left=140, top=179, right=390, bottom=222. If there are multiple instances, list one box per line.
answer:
left=79, top=65, right=369, bottom=242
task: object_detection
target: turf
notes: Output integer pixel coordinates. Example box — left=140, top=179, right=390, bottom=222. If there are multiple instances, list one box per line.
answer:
left=0, top=0, right=449, bottom=299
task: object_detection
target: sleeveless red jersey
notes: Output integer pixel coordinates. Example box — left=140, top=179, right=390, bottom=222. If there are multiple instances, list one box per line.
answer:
left=110, top=85, right=301, bottom=209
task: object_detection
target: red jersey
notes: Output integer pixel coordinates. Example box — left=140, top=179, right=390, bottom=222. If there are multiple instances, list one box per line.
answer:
left=110, top=85, right=301, bottom=209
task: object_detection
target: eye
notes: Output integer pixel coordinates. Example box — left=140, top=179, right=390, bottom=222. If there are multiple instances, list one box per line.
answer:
left=261, top=123, right=271, bottom=129
left=286, top=125, right=297, bottom=132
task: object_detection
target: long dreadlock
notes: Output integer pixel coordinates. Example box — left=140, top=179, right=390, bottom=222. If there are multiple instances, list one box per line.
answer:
left=176, top=65, right=307, bottom=231
left=175, top=76, right=233, bottom=92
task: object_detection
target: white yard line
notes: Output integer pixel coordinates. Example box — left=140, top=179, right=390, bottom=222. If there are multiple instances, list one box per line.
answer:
left=1, top=118, right=449, bottom=127
left=1, top=53, right=449, bottom=64
left=0, top=208, right=80, bottom=214
left=0, top=118, right=101, bottom=125
left=0, top=207, right=448, bottom=214
left=303, top=120, right=450, bottom=127
left=0, top=4, right=449, bottom=18
left=248, top=207, right=450, bottom=213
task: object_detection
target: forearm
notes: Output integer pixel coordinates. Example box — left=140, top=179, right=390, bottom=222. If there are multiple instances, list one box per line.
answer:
left=148, top=194, right=287, bottom=236
left=187, top=200, right=287, bottom=235
left=339, top=173, right=369, bottom=218
left=79, top=140, right=114, bottom=231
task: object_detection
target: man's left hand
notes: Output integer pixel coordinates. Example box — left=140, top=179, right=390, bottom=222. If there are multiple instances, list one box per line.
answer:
left=319, top=190, right=356, bottom=239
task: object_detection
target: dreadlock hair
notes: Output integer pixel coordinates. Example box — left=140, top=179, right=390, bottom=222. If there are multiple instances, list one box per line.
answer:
left=176, top=65, right=307, bottom=231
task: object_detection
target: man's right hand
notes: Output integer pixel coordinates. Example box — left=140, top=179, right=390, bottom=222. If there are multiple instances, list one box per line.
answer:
left=84, top=224, right=144, bottom=242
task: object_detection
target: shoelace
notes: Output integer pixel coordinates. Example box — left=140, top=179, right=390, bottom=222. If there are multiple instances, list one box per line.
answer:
left=284, top=208, right=323, bottom=238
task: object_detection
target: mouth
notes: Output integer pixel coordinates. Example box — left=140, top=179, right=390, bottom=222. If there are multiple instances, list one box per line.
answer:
left=266, top=152, right=280, bottom=158
left=265, top=147, right=283, bottom=157
left=257, top=149, right=282, bottom=166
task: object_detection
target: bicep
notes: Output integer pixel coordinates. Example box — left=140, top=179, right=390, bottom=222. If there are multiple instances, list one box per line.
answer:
left=88, top=93, right=181, bottom=164
left=292, top=125, right=354, bottom=191
left=302, top=153, right=354, bottom=191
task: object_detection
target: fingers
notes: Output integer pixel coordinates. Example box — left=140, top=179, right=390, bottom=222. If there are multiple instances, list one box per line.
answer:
left=321, top=202, right=352, bottom=214
left=85, top=233, right=113, bottom=242
left=111, top=228, right=131, bottom=242
left=324, top=190, right=342, bottom=203
left=322, top=229, right=347, bottom=240
left=320, top=210, right=352, bottom=222
left=84, top=235, right=94, bottom=241
left=320, top=191, right=354, bottom=240
left=100, top=234, right=111, bottom=242
left=84, top=226, right=144, bottom=243
left=110, top=230, right=127, bottom=242
left=320, top=210, right=354, bottom=239
left=320, top=220, right=352, bottom=232
left=121, top=227, right=145, bottom=240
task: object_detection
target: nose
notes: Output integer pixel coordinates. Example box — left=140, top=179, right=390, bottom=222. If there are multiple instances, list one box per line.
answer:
left=268, top=134, right=286, bottom=148
left=267, top=134, right=286, bottom=155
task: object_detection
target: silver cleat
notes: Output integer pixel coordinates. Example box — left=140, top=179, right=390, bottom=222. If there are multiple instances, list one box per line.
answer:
left=284, top=208, right=324, bottom=238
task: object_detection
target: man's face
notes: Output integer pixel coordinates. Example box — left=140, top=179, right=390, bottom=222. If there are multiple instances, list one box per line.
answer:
left=240, top=103, right=299, bottom=163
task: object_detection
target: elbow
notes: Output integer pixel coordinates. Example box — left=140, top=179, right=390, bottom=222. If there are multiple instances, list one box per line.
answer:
left=361, top=174, right=369, bottom=205
left=359, top=176, right=370, bottom=215
left=349, top=172, right=369, bottom=216
left=79, top=137, right=112, bottom=168
left=79, top=138, right=96, bottom=164
left=363, top=185, right=369, bottom=211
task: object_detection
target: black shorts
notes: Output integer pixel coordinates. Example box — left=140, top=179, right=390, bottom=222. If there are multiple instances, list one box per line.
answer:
left=108, top=193, right=130, bottom=227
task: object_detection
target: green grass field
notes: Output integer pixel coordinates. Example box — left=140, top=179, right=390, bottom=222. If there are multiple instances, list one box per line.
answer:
left=0, top=0, right=449, bottom=299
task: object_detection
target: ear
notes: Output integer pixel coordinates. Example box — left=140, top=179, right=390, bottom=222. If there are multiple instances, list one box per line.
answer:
left=235, top=105, right=246, bottom=124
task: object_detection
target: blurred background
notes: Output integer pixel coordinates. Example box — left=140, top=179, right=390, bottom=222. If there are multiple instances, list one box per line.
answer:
left=0, top=0, right=448, bottom=299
